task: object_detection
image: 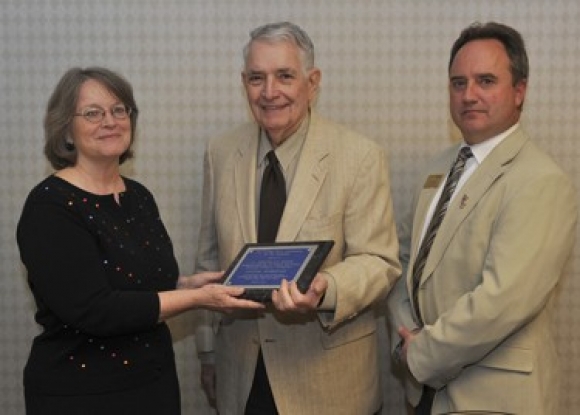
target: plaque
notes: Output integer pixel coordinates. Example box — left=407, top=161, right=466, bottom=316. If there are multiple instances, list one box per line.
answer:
left=222, top=240, right=334, bottom=302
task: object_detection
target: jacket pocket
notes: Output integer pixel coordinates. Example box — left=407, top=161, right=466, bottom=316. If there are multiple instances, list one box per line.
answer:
left=319, top=310, right=376, bottom=349
left=477, top=345, right=533, bottom=373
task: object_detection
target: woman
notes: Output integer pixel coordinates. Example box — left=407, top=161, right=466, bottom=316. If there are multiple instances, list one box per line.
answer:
left=16, top=67, right=263, bottom=415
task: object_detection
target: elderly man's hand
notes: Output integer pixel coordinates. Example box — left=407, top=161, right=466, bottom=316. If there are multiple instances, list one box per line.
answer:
left=271, top=273, right=328, bottom=313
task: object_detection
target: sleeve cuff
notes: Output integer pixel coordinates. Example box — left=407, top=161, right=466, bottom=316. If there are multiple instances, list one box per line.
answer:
left=317, top=272, right=337, bottom=310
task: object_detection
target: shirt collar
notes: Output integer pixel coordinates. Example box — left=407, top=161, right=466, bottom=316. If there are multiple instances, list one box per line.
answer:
left=464, top=123, right=519, bottom=165
left=257, top=115, right=310, bottom=172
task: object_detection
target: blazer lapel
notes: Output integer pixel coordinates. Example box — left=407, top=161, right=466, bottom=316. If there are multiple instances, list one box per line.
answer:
left=406, top=172, right=449, bottom=289
left=234, top=125, right=260, bottom=243
left=420, top=128, right=528, bottom=285
left=277, top=114, right=329, bottom=242
left=411, top=175, right=447, bottom=250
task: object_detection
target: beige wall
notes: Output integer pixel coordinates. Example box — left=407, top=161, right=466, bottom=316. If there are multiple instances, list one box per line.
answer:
left=1, top=1, right=578, bottom=413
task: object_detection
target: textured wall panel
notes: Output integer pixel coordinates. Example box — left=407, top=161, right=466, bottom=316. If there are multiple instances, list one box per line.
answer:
left=1, top=1, right=578, bottom=413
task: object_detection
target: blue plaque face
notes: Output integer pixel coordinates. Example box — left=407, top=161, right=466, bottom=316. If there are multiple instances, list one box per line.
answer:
left=226, top=246, right=314, bottom=287
left=222, top=241, right=334, bottom=302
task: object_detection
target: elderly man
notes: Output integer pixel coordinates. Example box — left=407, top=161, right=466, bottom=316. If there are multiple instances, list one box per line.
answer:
left=387, top=22, right=577, bottom=415
left=195, top=21, right=400, bottom=415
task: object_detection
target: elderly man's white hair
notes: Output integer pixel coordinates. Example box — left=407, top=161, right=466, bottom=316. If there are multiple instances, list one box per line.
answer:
left=243, top=21, right=315, bottom=73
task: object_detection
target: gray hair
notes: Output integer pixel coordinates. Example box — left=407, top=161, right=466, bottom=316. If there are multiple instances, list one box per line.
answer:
left=243, top=21, right=315, bottom=72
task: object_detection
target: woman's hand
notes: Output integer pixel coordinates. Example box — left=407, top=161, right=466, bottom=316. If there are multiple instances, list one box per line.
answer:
left=177, top=271, right=225, bottom=289
left=194, top=284, right=265, bottom=312
left=160, top=272, right=263, bottom=321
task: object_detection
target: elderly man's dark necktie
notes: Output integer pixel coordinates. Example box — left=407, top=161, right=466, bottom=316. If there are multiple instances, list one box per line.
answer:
left=258, top=150, right=286, bottom=243
left=245, top=150, right=285, bottom=415
left=411, top=146, right=473, bottom=326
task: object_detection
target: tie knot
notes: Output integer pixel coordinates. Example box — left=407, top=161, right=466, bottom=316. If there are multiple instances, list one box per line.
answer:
left=458, top=146, right=474, bottom=162
left=266, top=150, right=279, bottom=166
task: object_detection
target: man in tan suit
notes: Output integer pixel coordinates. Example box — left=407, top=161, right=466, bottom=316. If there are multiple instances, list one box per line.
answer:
left=387, top=22, right=577, bottom=415
left=194, top=22, right=401, bottom=415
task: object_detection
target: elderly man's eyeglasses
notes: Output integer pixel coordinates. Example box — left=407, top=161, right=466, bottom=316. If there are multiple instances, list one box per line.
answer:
left=73, top=105, right=132, bottom=124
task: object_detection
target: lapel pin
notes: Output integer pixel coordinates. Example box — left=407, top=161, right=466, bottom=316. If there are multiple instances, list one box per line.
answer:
left=459, top=194, right=469, bottom=209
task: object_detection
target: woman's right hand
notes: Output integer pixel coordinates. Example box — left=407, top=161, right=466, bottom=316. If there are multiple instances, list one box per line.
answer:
left=195, top=284, right=265, bottom=312
left=159, top=275, right=263, bottom=321
left=177, top=271, right=225, bottom=289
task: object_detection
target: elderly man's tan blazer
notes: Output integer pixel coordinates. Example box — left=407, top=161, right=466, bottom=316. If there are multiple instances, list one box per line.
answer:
left=388, top=126, right=577, bottom=415
left=195, top=112, right=401, bottom=415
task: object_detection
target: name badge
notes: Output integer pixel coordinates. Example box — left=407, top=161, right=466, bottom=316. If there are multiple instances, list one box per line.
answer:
left=423, top=174, right=443, bottom=189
